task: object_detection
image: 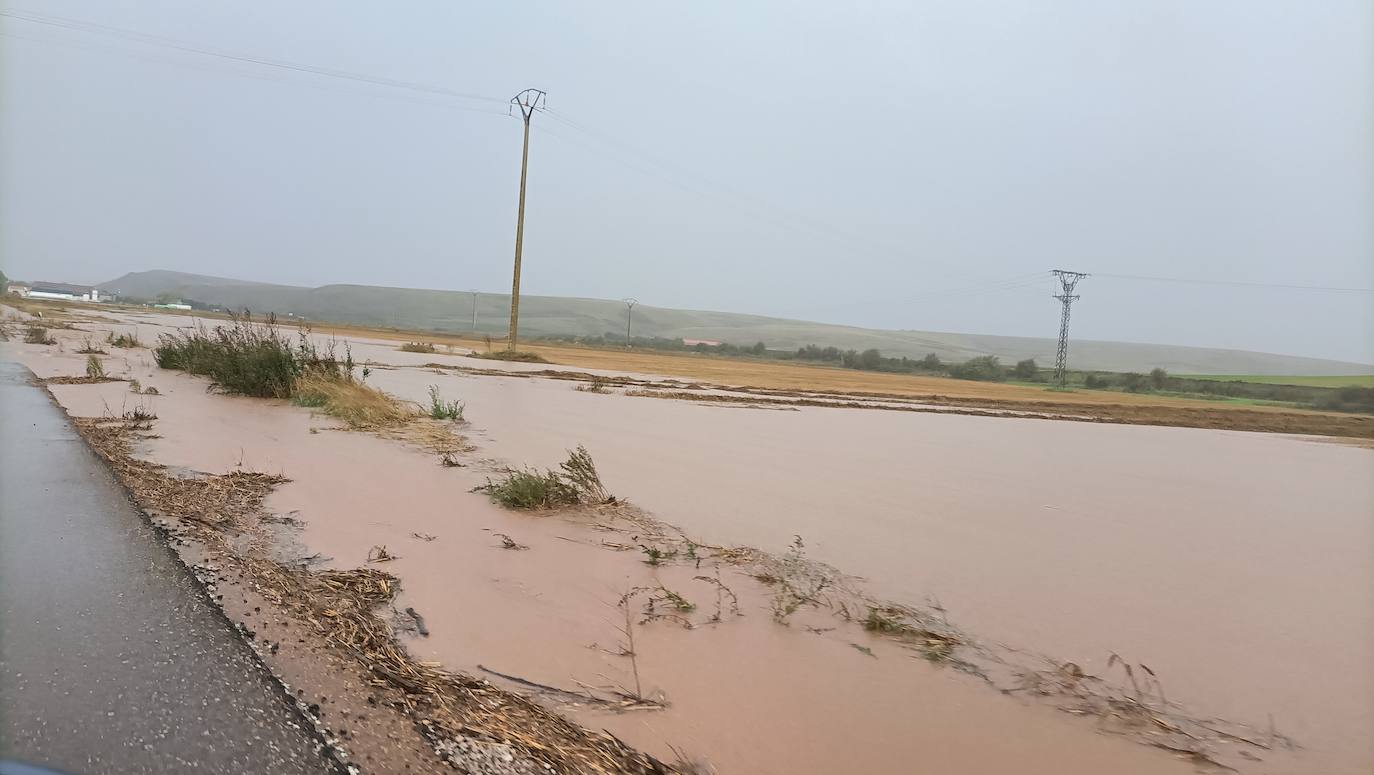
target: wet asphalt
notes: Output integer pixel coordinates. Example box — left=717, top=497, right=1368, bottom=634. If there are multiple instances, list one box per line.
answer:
left=0, top=361, right=338, bottom=775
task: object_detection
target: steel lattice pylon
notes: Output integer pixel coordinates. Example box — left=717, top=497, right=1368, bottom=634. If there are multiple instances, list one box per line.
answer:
left=1051, top=270, right=1088, bottom=386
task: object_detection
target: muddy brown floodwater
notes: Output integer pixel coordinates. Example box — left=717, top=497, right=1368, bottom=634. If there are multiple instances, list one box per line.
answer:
left=11, top=309, right=1374, bottom=774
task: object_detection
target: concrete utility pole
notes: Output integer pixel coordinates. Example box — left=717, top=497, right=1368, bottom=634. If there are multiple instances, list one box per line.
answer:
left=1051, top=269, right=1089, bottom=387
left=622, top=298, right=638, bottom=347
left=506, top=88, right=546, bottom=352
left=470, top=290, right=479, bottom=332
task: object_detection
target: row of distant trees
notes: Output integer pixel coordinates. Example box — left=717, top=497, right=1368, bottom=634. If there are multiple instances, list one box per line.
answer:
left=792, top=345, right=1048, bottom=383
left=532, top=331, right=1373, bottom=412
left=539, top=332, right=1046, bottom=382
left=1084, top=368, right=1170, bottom=392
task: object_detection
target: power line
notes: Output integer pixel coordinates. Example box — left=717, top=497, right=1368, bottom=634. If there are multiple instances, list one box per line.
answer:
left=539, top=106, right=990, bottom=285
left=0, top=30, right=513, bottom=118
left=0, top=9, right=505, bottom=106
left=1095, top=272, right=1374, bottom=294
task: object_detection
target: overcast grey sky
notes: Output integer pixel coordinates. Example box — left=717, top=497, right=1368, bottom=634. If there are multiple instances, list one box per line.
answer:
left=2, top=1, right=1371, bottom=362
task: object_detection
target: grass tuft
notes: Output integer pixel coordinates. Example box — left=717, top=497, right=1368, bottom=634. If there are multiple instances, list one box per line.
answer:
left=482, top=468, right=580, bottom=509
left=481, top=446, right=611, bottom=509
left=292, top=370, right=415, bottom=429
left=574, top=377, right=613, bottom=394
left=427, top=385, right=464, bottom=421
left=862, top=606, right=909, bottom=634
left=85, top=355, right=106, bottom=379
left=399, top=341, right=436, bottom=353
left=107, top=331, right=144, bottom=348
left=154, top=313, right=350, bottom=398
left=24, top=325, right=54, bottom=345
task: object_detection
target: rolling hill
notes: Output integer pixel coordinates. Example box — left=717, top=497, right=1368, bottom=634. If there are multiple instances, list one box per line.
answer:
left=99, top=270, right=1372, bottom=376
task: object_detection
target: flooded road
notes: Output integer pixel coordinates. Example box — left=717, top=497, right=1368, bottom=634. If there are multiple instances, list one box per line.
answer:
left=12, top=310, right=1374, bottom=774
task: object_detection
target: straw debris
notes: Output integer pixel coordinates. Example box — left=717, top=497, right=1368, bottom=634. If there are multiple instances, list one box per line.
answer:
left=71, top=417, right=283, bottom=529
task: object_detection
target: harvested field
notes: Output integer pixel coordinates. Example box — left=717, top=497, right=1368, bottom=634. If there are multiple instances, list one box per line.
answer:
left=294, top=323, right=1374, bottom=437
left=29, top=301, right=1370, bottom=437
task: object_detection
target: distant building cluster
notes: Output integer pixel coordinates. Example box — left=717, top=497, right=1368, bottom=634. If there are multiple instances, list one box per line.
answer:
left=4, top=280, right=203, bottom=310
left=7, top=281, right=113, bottom=302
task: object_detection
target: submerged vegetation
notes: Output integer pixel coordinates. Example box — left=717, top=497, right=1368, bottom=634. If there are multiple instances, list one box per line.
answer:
left=76, top=338, right=107, bottom=354
left=473, top=350, right=549, bottom=364
left=427, top=385, right=464, bottom=421
left=107, top=331, right=144, bottom=348
left=574, top=377, right=614, bottom=394
left=481, top=446, right=612, bottom=509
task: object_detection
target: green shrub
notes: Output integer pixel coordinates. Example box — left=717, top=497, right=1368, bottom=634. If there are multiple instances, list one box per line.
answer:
left=154, top=313, right=349, bottom=398
left=1315, top=386, right=1374, bottom=413
left=291, top=391, right=328, bottom=408
left=481, top=445, right=610, bottom=509
left=483, top=468, right=580, bottom=509
left=427, top=385, right=464, bottom=421
left=949, top=355, right=1005, bottom=382
left=1119, top=372, right=1148, bottom=392
left=399, top=341, right=436, bottom=353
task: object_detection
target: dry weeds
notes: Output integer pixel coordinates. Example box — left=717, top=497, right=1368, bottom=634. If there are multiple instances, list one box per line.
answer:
left=72, top=417, right=283, bottom=529
left=293, top=371, right=415, bottom=429
left=40, top=375, right=125, bottom=385
left=24, top=325, right=54, bottom=345
left=472, top=350, right=550, bottom=364
left=76, top=338, right=107, bottom=354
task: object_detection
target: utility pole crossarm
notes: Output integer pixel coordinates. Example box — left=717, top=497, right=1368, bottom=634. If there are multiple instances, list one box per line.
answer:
left=506, top=88, right=546, bottom=352
left=1050, top=269, right=1089, bottom=387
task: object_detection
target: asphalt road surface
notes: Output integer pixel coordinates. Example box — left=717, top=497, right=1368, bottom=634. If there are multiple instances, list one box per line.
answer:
left=0, top=361, right=338, bottom=775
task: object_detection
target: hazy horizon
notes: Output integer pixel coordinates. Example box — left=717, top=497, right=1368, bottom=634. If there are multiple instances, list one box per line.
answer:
left=3, top=1, right=1371, bottom=363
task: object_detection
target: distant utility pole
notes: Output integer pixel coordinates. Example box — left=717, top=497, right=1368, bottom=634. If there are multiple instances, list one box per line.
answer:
left=506, top=88, right=546, bottom=352
left=623, top=298, right=638, bottom=347
left=1051, top=269, right=1089, bottom=387
left=470, top=290, right=479, bottom=331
